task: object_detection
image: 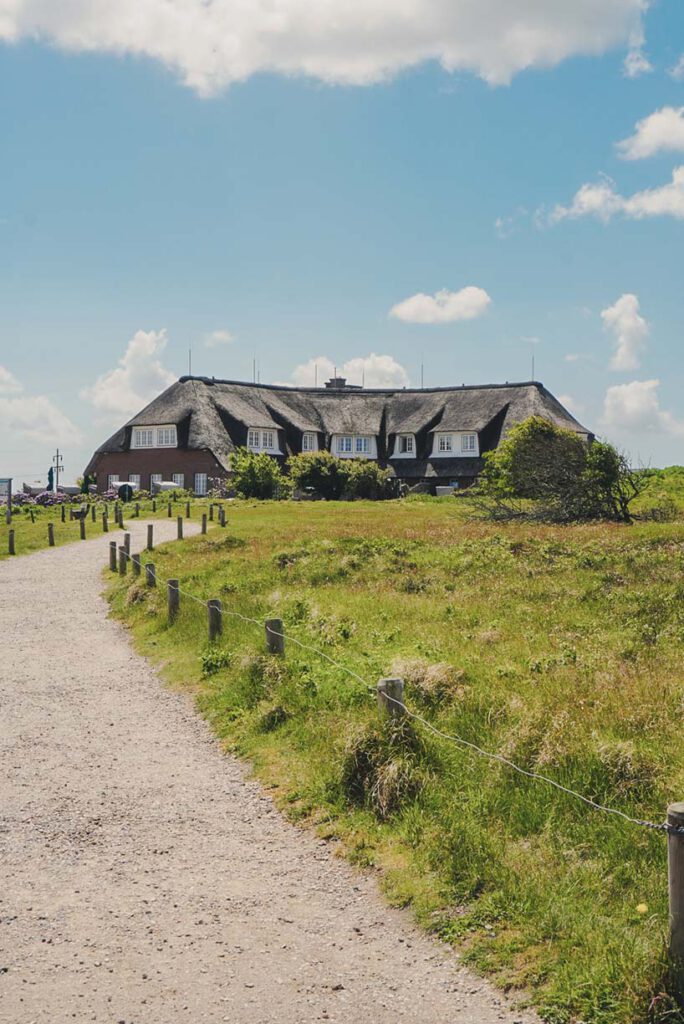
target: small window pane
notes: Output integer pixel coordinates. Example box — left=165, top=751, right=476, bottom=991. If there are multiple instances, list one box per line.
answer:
left=194, top=473, right=208, bottom=496
left=438, top=435, right=453, bottom=452
left=172, top=473, right=184, bottom=487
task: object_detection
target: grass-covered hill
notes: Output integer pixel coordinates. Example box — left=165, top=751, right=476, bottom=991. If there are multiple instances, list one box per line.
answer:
left=106, top=498, right=684, bottom=1024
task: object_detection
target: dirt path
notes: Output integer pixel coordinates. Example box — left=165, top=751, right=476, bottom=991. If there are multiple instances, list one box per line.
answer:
left=1, top=521, right=537, bottom=1024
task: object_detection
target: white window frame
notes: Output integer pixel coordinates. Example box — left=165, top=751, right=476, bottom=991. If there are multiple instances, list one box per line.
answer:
left=337, top=436, right=353, bottom=453
left=172, top=473, right=184, bottom=488
left=132, top=428, right=155, bottom=449
left=156, top=425, right=177, bottom=448
left=355, top=436, right=370, bottom=454
left=438, top=434, right=453, bottom=453
left=393, top=433, right=416, bottom=458
left=194, top=473, right=208, bottom=496
left=461, top=433, right=477, bottom=453
left=150, top=474, right=163, bottom=490
left=302, top=432, right=317, bottom=452
left=262, top=430, right=275, bottom=450
left=108, top=475, right=120, bottom=490
left=247, top=429, right=260, bottom=449
left=128, top=474, right=141, bottom=489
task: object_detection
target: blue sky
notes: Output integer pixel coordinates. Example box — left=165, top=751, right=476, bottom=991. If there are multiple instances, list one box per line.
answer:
left=0, top=0, right=683, bottom=484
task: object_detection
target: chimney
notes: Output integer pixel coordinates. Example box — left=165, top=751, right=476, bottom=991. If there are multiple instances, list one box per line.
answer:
left=325, top=376, right=348, bottom=390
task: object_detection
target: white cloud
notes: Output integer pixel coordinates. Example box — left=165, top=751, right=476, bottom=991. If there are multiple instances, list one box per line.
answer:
left=287, top=353, right=409, bottom=388
left=558, top=393, right=584, bottom=416
left=204, top=329, right=236, bottom=348
left=0, top=365, right=22, bottom=394
left=622, top=27, right=652, bottom=77
left=602, top=379, right=684, bottom=436
left=601, top=293, right=649, bottom=371
left=81, top=328, right=176, bottom=418
left=0, top=368, right=81, bottom=446
left=549, top=166, right=684, bottom=223
left=389, top=286, right=491, bottom=324
left=0, top=0, right=647, bottom=95
left=668, top=55, right=684, bottom=80
left=617, top=106, right=684, bottom=160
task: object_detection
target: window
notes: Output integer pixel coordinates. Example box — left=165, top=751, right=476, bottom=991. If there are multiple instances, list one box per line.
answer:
left=461, top=433, right=477, bottom=453
left=302, top=432, right=316, bottom=452
left=150, top=474, right=162, bottom=491
left=262, top=430, right=275, bottom=450
left=337, top=436, right=353, bottom=453
left=247, top=429, right=260, bottom=449
left=132, top=428, right=154, bottom=448
left=108, top=475, right=120, bottom=489
left=194, top=473, right=208, bottom=496
left=172, top=473, right=184, bottom=488
left=128, top=474, right=141, bottom=489
left=355, top=436, right=370, bottom=454
left=438, top=435, right=453, bottom=453
left=398, top=435, right=414, bottom=454
left=156, top=426, right=177, bottom=447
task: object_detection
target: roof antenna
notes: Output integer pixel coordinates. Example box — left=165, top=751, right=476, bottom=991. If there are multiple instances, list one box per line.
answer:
left=188, top=346, right=192, bottom=376
left=420, top=360, right=424, bottom=389
left=257, top=355, right=261, bottom=385
left=362, top=368, right=365, bottom=388
left=253, top=355, right=256, bottom=384
left=532, top=349, right=535, bottom=381
left=315, top=363, right=318, bottom=387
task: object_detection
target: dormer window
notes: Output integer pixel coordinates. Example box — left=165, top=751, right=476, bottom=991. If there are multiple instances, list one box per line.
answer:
left=392, top=434, right=416, bottom=458
left=433, top=431, right=479, bottom=457
left=247, top=428, right=279, bottom=452
left=461, top=433, right=476, bottom=452
left=337, top=436, right=353, bottom=453
left=302, top=432, right=317, bottom=452
left=438, top=435, right=453, bottom=453
left=132, top=424, right=177, bottom=449
left=333, top=434, right=375, bottom=458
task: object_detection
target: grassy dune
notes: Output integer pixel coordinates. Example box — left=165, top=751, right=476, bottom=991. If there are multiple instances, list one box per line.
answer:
left=105, top=498, right=684, bottom=1024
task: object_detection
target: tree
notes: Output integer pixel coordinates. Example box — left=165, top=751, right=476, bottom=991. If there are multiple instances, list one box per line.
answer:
left=478, top=417, right=645, bottom=523
left=229, top=448, right=287, bottom=499
left=287, top=451, right=353, bottom=500
left=346, top=460, right=395, bottom=500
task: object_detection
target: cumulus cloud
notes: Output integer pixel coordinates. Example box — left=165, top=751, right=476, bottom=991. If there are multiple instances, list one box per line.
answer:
left=602, top=379, right=684, bottom=436
left=558, top=393, right=584, bottom=416
left=548, top=166, right=684, bottom=224
left=288, top=353, right=409, bottom=388
left=0, top=368, right=81, bottom=445
left=0, top=365, right=22, bottom=394
left=669, top=55, right=684, bottom=80
left=204, top=329, right=236, bottom=348
left=617, top=106, right=684, bottom=160
left=81, top=328, right=176, bottom=418
left=0, top=0, right=647, bottom=95
left=601, top=293, right=649, bottom=371
left=389, top=286, right=491, bottom=324
left=622, top=27, right=652, bottom=77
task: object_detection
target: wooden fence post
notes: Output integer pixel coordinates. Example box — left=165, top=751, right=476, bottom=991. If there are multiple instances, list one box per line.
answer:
left=185, top=500, right=191, bottom=518
left=8, top=529, right=15, bottom=555
left=167, top=502, right=172, bottom=518
left=48, top=523, right=55, bottom=547
left=79, top=518, right=86, bottom=540
left=60, top=505, right=66, bottom=523
left=124, top=532, right=131, bottom=555
left=131, top=552, right=141, bottom=578
left=201, top=513, right=207, bottom=535
left=147, top=524, right=154, bottom=551
left=208, top=599, right=222, bottom=641
left=265, top=618, right=285, bottom=655
left=109, top=540, right=117, bottom=571
left=177, top=516, right=183, bottom=540
left=134, top=502, right=140, bottom=518
left=152, top=499, right=157, bottom=512
left=167, top=579, right=180, bottom=623
left=209, top=504, right=214, bottom=522
left=118, top=546, right=127, bottom=575
left=145, top=562, right=156, bottom=587
left=377, top=677, right=405, bottom=720
left=29, top=508, right=35, bottom=523
left=219, top=506, right=226, bottom=528
left=91, top=504, right=96, bottom=522
left=668, top=802, right=684, bottom=1005
left=102, top=510, right=108, bottom=533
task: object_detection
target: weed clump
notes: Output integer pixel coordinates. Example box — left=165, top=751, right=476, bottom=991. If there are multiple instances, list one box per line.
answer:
left=125, top=582, right=148, bottom=606
left=200, top=647, right=233, bottom=676
left=340, top=717, right=429, bottom=820
left=258, top=704, right=290, bottom=732
left=391, top=657, right=468, bottom=706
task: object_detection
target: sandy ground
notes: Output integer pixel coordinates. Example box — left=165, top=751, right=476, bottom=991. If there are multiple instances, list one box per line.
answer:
left=1, top=520, right=538, bottom=1024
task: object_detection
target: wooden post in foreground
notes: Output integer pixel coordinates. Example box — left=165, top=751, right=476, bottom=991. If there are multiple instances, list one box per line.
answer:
left=219, top=506, right=226, bottom=528
left=60, top=505, right=66, bottom=523
left=124, top=532, right=131, bottom=555
left=79, top=518, right=86, bottom=540
left=201, top=513, right=207, bottom=535
left=131, top=552, right=141, bottom=578
left=185, top=500, right=191, bottom=518
left=145, top=562, right=156, bottom=587
left=177, top=516, right=183, bottom=540
left=109, top=540, right=117, bottom=571
left=8, top=529, right=15, bottom=556
left=102, top=510, right=108, bottom=533
left=167, top=579, right=180, bottom=623
left=208, top=599, right=222, bottom=641
left=152, top=499, right=157, bottom=512
left=167, top=501, right=172, bottom=518
left=265, top=618, right=285, bottom=655
left=209, top=504, right=214, bottom=522
left=118, top=546, right=127, bottom=576
left=668, top=802, right=684, bottom=1005
left=377, top=677, right=405, bottom=720
left=91, top=504, right=96, bottom=522
left=48, top=523, right=55, bottom=547
left=147, top=523, right=154, bottom=551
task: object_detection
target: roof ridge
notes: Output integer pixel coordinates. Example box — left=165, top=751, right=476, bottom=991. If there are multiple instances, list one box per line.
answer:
left=177, top=375, right=544, bottom=395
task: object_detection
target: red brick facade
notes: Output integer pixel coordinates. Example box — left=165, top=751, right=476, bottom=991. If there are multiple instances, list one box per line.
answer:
left=90, top=449, right=227, bottom=494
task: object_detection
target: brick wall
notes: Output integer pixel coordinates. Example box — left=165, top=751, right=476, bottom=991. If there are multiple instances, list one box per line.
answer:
left=90, top=450, right=227, bottom=493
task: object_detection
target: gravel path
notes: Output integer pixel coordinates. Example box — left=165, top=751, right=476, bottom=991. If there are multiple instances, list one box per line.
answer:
left=1, top=521, right=537, bottom=1024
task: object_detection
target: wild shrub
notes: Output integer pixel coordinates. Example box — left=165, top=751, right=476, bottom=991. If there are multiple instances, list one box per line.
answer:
left=229, top=447, right=289, bottom=499
left=287, top=450, right=352, bottom=500
left=340, top=717, right=429, bottom=820
left=200, top=647, right=233, bottom=676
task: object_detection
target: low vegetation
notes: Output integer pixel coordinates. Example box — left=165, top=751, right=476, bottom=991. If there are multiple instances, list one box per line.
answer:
left=105, top=498, right=684, bottom=1024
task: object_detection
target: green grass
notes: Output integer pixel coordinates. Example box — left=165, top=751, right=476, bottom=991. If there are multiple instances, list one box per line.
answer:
left=105, top=497, right=684, bottom=1024
left=0, top=498, right=219, bottom=560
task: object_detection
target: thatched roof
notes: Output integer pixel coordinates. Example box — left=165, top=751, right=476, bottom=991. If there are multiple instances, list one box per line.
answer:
left=87, top=376, right=592, bottom=474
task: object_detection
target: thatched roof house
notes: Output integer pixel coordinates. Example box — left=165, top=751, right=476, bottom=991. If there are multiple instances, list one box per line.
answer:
left=85, top=375, right=592, bottom=494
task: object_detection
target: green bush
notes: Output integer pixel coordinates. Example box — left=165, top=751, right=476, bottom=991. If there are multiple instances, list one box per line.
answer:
left=229, top=447, right=288, bottom=499
left=346, top=460, right=395, bottom=499
left=288, top=450, right=353, bottom=499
